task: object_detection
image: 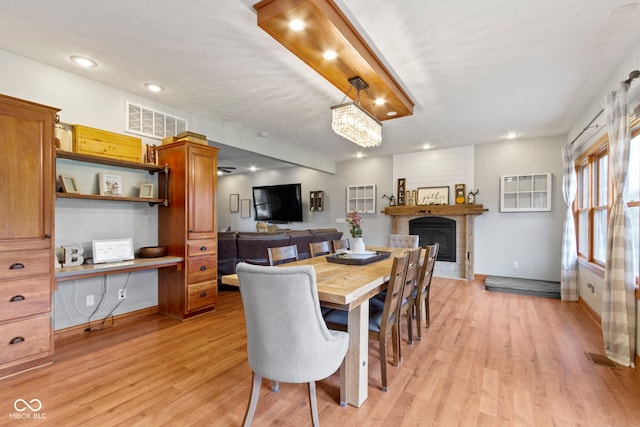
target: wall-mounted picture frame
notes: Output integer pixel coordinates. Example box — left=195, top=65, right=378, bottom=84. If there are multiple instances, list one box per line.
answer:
left=416, top=186, right=449, bottom=205
left=99, top=173, right=123, bottom=196
left=139, top=183, right=154, bottom=198
left=241, top=198, right=251, bottom=218
left=230, top=193, right=240, bottom=213
left=59, top=175, right=79, bottom=193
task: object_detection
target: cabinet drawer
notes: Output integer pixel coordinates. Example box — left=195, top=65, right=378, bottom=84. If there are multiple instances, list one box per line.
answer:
left=0, top=277, right=50, bottom=322
left=187, top=239, right=217, bottom=257
left=0, top=250, right=50, bottom=281
left=187, top=255, right=217, bottom=283
left=0, top=315, right=51, bottom=365
left=187, top=281, right=216, bottom=312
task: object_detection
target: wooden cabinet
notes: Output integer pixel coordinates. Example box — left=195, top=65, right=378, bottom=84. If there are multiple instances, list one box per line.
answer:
left=0, top=94, right=59, bottom=378
left=157, top=141, right=219, bottom=320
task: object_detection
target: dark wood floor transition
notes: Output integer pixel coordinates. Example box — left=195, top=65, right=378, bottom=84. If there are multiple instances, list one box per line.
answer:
left=1, top=278, right=639, bottom=426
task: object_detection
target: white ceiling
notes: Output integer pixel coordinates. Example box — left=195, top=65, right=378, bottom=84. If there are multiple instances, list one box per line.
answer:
left=1, top=0, right=640, bottom=172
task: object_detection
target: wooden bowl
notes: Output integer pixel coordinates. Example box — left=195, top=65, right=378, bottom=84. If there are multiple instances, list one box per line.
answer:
left=138, top=246, right=168, bottom=258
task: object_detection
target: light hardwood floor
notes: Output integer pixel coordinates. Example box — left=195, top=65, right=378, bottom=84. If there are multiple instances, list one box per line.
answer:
left=2, top=278, right=639, bottom=426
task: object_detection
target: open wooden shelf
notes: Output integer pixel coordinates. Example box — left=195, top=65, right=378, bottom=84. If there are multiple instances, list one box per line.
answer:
left=383, top=204, right=486, bottom=216
left=56, top=192, right=166, bottom=205
left=56, top=150, right=166, bottom=173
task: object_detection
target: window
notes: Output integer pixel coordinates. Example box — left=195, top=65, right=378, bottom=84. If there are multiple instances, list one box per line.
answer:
left=576, top=128, right=640, bottom=281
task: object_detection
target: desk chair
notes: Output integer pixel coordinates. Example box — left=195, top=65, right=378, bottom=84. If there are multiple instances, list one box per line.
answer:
left=267, top=245, right=299, bottom=266
left=413, top=243, right=439, bottom=337
left=332, top=239, right=350, bottom=253
left=308, top=241, right=332, bottom=258
left=388, top=234, right=419, bottom=248
left=237, top=263, right=349, bottom=426
left=324, top=251, right=410, bottom=392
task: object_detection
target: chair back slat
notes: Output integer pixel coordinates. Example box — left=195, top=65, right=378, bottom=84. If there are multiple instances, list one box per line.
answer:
left=308, top=241, right=332, bottom=258
left=267, top=245, right=299, bottom=266
left=332, top=238, right=350, bottom=252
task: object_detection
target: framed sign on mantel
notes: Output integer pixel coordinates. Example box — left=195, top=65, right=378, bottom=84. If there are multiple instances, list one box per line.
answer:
left=416, top=186, right=449, bottom=206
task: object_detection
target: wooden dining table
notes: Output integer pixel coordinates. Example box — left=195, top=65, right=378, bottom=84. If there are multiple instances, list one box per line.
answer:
left=221, top=246, right=413, bottom=408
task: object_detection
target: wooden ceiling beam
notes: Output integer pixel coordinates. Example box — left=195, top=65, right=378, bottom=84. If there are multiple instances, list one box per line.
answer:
left=253, top=0, right=414, bottom=121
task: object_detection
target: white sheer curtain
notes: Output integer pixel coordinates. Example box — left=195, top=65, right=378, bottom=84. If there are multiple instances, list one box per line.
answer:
left=602, top=82, right=636, bottom=367
left=560, top=144, right=578, bottom=301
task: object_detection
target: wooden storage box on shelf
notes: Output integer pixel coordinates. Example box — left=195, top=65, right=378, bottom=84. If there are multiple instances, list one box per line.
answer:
left=73, top=125, right=142, bottom=162
left=162, top=131, right=207, bottom=146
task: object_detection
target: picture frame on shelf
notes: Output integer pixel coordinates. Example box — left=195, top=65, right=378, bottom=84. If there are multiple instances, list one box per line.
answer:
left=416, top=186, right=449, bottom=205
left=455, top=183, right=466, bottom=204
left=99, top=173, right=123, bottom=196
left=397, top=178, right=406, bottom=206
left=139, top=183, right=154, bottom=198
left=241, top=198, right=251, bottom=218
left=59, top=175, right=79, bottom=193
left=230, top=193, right=240, bottom=213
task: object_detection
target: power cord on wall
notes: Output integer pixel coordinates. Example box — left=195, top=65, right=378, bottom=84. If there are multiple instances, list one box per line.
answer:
left=85, top=272, right=131, bottom=333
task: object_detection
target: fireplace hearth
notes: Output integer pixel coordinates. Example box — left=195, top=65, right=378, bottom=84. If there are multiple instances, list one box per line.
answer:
left=409, top=217, right=456, bottom=262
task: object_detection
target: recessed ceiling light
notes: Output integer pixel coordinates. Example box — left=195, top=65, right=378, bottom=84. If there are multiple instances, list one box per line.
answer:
left=144, top=83, right=165, bottom=93
left=70, top=55, right=97, bottom=68
left=386, top=111, right=397, bottom=117
left=322, top=50, right=337, bottom=60
left=258, top=131, right=268, bottom=137
left=250, top=166, right=257, bottom=172
left=505, top=131, right=519, bottom=140
left=422, top=143, right=432, bottom=150
left=374, top=98, right=385, bottom=105
left=356, top=152, right=364, bottom=158
left=289, top=19, right=305, bottom=31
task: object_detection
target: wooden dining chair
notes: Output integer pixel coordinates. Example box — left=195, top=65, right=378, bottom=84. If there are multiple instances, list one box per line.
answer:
left=308, top=241, right=332, bottom=258
left=267, top=245, right=299, bottom=266
left=324, top=251, right=410, bottom=392
left=332, top=238, right=350, bottom=253
left=413, top=243, right=439, bottom=339
left=397, top=248, right=422, bottom=357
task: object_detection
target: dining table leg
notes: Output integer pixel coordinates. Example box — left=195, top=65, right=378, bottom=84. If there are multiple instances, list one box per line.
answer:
left=344, top=302, right=369, bottom=407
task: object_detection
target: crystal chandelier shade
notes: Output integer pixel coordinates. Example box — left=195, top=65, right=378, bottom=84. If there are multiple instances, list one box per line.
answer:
left=331, top=102, right=382, bottom=148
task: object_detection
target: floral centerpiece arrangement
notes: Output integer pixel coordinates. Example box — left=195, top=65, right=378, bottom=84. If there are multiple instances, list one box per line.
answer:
left=346, top=209, right=362, bottom=238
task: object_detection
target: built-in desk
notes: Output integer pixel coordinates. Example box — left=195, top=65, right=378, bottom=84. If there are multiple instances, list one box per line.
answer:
left=55, top=256, right=184, bottom=282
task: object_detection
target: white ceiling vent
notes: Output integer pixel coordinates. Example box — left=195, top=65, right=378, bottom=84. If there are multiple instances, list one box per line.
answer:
left=126, top=102, right=187, bottom=140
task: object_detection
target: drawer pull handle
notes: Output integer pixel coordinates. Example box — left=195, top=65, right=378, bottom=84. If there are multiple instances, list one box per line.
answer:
left=200, top=266, right=207, bottom=271
left=200, top=246, right=207, bottom=251
left=200, top=291, right=207, bottom=298
left=9, top=263, right=25, bottom=270
left=45, top=233, right=51, bottom=239
left=189, top=229, right=193, bottom=233
left=10, top=295, right=25, bottom=302
left=10, top=337, right=25, bottom=345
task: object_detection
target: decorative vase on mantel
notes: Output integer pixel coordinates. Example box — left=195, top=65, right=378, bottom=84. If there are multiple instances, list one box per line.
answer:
left=352, top=237, right=365, bottom=254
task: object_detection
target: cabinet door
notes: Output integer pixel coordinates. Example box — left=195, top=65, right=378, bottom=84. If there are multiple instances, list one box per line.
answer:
left=187, top=145, right=217, bottom=239
left=0, top=97, right=56, bottom=251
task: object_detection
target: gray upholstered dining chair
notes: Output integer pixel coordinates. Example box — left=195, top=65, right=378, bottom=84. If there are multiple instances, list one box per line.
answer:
left=388, top=234, right=419, bottom=248
left=236, top=262, right=349, bottom=426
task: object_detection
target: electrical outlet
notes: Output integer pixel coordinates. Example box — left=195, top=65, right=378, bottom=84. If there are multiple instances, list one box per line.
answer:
left=86, top=294, right=94, bottom=306
left=118, top=288, right=126, bottom=300
left=512, top=261, right=519, bottom=269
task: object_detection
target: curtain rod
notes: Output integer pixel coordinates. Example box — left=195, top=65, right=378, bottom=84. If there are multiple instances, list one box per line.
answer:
left=569, top=69, right=640, bottom=145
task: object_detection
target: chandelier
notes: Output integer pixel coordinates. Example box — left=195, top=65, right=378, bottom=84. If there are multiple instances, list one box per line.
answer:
left=331, top=77, right=382, bottom=147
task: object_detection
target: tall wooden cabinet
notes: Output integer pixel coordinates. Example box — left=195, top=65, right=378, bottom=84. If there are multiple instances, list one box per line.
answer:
left=0, top=94, right=59, bottom=378
left=157, top=141, right=219, bottom=320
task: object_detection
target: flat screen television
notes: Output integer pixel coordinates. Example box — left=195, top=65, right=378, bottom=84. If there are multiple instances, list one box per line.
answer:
left=252, top=183, right=303, bottom=223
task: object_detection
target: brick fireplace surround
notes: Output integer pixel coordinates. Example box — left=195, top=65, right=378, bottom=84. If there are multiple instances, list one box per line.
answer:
left=383, top=205, right=486, bottom=279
